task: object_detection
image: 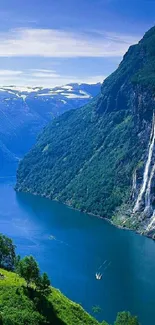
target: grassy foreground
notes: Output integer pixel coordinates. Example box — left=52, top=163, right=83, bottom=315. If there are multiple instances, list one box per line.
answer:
left=0, top=267, right=140, bottom=324
left=0, top=268, right=102, bottom=325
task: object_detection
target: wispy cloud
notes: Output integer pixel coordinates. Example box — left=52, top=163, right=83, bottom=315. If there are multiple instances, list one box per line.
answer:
left=31, top=72, right=60, bottom=78
left=0, top=68, right=106, bottom=87
left=0, top=28, right=140, bottom=58
left=30, top=69, right=57, bottom=73
left=94, top=31, right=140, bottom=45
left=0, top=69, right=23, bottom=76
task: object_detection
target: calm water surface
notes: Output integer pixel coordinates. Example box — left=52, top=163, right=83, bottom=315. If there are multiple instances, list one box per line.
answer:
left=0, top=181, right=155, bottom=324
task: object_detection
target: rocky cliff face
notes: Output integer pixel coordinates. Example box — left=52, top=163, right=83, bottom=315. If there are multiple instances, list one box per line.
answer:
left=15, top=26, right=155, bottom=238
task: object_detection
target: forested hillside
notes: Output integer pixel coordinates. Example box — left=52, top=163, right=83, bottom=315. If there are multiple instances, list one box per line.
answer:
left=16, top=26, right=155, bottom=236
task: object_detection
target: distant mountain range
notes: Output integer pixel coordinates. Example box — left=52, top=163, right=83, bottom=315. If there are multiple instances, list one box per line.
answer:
left=15, top=26, right=155, bottom=238
left=0, top=82, right=101, bottom=174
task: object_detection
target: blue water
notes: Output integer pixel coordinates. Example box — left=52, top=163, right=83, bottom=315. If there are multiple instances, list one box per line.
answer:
left=0, top=181, right=155, bottom=324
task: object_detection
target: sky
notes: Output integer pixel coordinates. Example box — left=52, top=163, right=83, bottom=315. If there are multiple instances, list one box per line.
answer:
left=0, top=0, right=154, bottom=88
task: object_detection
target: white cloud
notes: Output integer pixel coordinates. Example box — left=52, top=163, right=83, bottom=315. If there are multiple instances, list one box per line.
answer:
left=91, top=30, right=140, bottom=45
left=31, top=72, right=60, bottom=78
left=30, top=69, right=57, bottom=73
left=0, top=28, right=140, bottom=58
left=0, top=71, right=105, bottom=88
left=77, top=75, right=105, bottom=84
left=0, top=70, right=23, bottom=76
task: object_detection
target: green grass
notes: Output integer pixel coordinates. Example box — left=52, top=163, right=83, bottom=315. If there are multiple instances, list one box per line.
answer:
left=49, top=288, right=99, bottom=325
left=0, top=268, right=100, bottom=325
left=0, top=268, right=140, bottom=325
left=0, top=268, right=25, bottom=286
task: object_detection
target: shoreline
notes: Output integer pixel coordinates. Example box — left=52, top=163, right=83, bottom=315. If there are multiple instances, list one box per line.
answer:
left=15, top=186, right=154, bottom=241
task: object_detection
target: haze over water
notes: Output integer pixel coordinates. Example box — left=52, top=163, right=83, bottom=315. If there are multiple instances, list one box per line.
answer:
left=0, top=180, right=155, bottom=325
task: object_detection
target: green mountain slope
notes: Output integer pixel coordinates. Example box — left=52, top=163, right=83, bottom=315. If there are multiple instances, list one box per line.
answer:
left=0, top=268, right=101, bottom=325
left=16, top=26, right=155, bottom=236
left=0, top=268, right=140, bottom=325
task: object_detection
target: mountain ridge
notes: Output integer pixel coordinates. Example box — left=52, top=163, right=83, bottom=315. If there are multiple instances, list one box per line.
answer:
left=15, top=26, right=155, bottom=237
left=0, top=82, right=101, bottom=174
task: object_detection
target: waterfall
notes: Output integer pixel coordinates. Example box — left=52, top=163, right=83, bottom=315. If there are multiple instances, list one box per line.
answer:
left=132, top=170, right=137, bottom=199
left=145, top=163, right=155, bottom=208
left=133, top=113, right=155, bottom=213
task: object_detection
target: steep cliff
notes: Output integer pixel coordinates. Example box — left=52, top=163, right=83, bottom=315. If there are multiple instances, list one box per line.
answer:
left=16, top=26, right=155, bottom=237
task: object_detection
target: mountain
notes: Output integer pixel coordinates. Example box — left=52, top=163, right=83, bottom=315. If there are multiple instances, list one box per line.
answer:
left=16, top=26, right=155, bottom=237
left=0, top=82, right=101, bottom=174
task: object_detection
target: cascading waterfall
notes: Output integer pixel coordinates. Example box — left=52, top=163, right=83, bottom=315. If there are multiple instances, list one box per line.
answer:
left=132, top=170, right=137, bottom=200
left=133, top=112, right=155, bottom=213
left=145, top=163, right=155, bottom=209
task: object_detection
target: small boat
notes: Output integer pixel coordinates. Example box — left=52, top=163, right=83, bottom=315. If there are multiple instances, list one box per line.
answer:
left=95, top=272, right=102, bottom=280
left=49, top=235, right=56, bottom=240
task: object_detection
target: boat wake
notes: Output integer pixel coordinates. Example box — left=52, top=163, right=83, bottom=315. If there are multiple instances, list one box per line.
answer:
left=95, top=260, right=111, bottom=280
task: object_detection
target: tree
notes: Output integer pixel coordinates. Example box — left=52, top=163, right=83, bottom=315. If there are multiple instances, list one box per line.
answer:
left=16, top=256, right=40, bottom=286
left=0, top=313, right=3, bottom=325
left=0, top=233, right=16, bottom=270
left=15, top=254, right=21, bottom=267
left=114, top=311, right=140, bottom=325
left=37, top=272, right=51, bottom=296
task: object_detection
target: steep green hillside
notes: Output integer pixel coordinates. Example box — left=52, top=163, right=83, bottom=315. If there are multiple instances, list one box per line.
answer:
left=0, top=268, right=140, bottom=325
left=0, top=268, right=101, bottom=325
left=16, top=26, right=155, bottom=235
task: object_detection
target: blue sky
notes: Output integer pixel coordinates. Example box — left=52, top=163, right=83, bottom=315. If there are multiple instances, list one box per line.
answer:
left=0, top=0, right=154, bottom=87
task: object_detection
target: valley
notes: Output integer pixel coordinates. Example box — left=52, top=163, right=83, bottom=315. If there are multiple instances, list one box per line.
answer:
left=0, top=1, right=155, bottom=322
left=0, top=83, right=100, bottom=174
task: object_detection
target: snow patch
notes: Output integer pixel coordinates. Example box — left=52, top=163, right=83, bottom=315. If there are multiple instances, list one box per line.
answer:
left=37, top=93, right=50, bottom=96
left=61, top=99, right=67, bottom=104
left=20, top=95, right=27, bottom=101
left=61, top=92, right=91, bottom=99
left=79, top=90, right=91, bottom=98
left=3, top=86, right=42, bottom=93
left=61, top=85, right=73, bottom=91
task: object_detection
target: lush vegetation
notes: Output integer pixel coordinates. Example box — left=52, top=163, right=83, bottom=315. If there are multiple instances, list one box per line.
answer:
left=15, top=27, right=155, bottom=222
left=0, top=234, right=16, bottom=270
left=114, top=312, right=139, bottom=325
left=15, top=99, right=146, bottom=218
left=0, top=268, right=100, bottom=325
left=0, top=233, right=140, bottom=325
